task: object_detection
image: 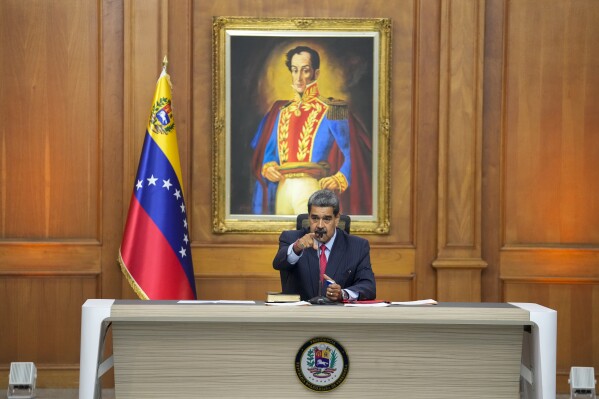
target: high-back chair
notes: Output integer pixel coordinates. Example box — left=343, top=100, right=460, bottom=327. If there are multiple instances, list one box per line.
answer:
left=295, top=213, right=351, bottom=234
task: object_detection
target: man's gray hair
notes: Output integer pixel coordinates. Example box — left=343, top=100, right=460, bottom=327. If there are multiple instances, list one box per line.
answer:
left=307, top=189, right=340, bottom=215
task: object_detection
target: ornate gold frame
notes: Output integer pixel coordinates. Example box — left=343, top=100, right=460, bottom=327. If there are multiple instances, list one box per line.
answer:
left=212, top=17, right=391, bottom=234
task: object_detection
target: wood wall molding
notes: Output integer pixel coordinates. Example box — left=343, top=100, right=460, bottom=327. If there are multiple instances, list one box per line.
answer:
left=500, top=248, right=599, bottom=279
left=413, top=0, right=441, bottom=301
left=433, top=0, right=487, bottom=301
left=480, top=0, right=506, bottom=303
left=100, top=0, right=126, bottom=301
left=192, top=246, right=416, bottom=275
left=0, top=242, right=101, bottom=274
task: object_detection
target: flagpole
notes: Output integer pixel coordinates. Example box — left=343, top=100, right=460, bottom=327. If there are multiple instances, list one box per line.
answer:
left=161, top=55, right=170, bottom=83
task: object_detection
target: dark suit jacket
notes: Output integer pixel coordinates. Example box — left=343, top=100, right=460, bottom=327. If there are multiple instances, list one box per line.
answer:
left=273, top=227, right=376, bottom=301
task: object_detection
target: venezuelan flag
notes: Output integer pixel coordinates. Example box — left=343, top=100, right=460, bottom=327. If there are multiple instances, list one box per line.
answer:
left=118, top=65, right=197, bottom=300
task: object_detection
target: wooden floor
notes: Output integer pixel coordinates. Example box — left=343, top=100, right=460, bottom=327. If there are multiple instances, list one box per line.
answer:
left=28, top=389, right=571, bottom=398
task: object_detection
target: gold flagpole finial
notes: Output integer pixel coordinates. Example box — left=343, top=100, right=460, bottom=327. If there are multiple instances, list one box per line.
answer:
left=162, top=55, right=168, bottom=71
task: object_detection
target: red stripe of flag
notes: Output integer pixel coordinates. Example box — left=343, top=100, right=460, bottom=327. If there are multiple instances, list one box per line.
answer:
left=120, top=196, right=195, bottom=300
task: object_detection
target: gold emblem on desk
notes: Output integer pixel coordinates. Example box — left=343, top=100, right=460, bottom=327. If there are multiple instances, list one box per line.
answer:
left=295, top=337, right=349, bottom=392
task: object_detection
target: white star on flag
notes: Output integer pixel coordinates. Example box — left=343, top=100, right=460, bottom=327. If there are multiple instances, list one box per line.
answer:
left=147, top=175, right=158, bottom=186
left=136, top=180, right=143, bottom=190
left=162, top=179, right=172, bottom=190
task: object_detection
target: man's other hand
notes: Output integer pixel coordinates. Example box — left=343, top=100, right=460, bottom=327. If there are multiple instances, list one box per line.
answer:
left=323, top=274, right=342, bottom=302
left=319, top=176, right=339, bottom=191
left=264, top=165, right=284, bottom=182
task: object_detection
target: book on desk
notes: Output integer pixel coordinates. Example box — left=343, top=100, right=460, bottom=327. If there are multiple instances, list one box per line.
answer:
left=266, top=292, right=301, bottom=303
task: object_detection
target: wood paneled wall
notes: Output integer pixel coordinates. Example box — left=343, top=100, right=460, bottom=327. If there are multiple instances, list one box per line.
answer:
left=485, top=0, right=599, bottom=389
left=0, top=0, right=597, bottom=393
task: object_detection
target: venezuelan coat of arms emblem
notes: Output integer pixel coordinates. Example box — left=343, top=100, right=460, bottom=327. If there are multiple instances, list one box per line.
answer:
left=295, top=337, right=349, bottom=391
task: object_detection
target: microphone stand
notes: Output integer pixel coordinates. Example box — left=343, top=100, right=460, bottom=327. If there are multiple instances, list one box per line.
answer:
left=309, top=232, right=338, bottom=305
left=308, top=279, right=336, bottom=305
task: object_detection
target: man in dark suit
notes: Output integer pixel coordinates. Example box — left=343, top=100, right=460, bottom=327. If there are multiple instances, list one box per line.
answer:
left=273, top=189, right=376, bottom=302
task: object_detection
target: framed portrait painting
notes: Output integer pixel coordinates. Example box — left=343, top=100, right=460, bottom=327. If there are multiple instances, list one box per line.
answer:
left=212, top=17, right=391, bottom=234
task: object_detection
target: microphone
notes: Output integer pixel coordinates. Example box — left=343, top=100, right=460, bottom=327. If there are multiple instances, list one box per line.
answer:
left=315, top=228, right=326, bottom=239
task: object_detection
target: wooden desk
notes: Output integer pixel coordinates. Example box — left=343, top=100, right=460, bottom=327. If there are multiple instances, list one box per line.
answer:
left=79, top=300, right=556, bottom=398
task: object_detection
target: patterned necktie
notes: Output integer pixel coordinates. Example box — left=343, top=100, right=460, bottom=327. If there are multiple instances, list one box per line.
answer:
left=319, top=244, right=327, bottom=282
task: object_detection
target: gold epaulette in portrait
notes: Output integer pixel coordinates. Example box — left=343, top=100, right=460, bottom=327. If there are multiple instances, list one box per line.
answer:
left=322, top=97, right=348, bottom=120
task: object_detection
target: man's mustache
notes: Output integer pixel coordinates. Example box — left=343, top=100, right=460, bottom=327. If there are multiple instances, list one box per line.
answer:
left=315, top=227, right=326, bottom=238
